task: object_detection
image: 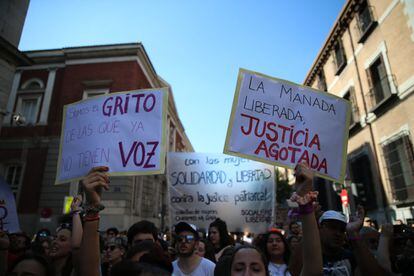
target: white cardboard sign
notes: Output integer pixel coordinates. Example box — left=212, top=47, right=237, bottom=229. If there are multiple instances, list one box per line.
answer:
left=225, top=69, right=351, bottom=183
left=168, top=152, right=275, bottom=233
left=56, top=89, right=168, bottom=184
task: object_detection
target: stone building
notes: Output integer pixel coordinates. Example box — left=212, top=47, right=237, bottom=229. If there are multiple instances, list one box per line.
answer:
left=0, top=43, right=193, bottom=233
left=0, top=0, right=31, bottom=131
left=304, top=0, right=414, bottom=223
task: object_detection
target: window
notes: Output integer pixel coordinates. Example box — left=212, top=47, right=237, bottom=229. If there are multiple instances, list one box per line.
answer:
left=383, top=134, right=414, bottom=202
left=83, top=88, right=109, bottom=99
left=5, top=164, right=23, bottom=199
left=357, top=1, right=377, bottom=43
left=366, top=55, right=392, bottom=109
left=343, top=88, right=359, bottom=126
left=15, top=95, right=42, bottom=125
left=12, top=78, right=45, bottom=126
left=316, top=70, right=327, bottom=92
left=334, top=39, right=347, bottom=75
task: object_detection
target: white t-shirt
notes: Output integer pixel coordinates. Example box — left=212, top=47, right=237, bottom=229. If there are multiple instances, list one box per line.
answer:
left=268, top=262, right=291, bottom=276
left=172, top=257, right=215, bottom=276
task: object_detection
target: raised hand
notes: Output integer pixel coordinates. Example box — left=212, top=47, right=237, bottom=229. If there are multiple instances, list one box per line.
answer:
left=346, top=205, right=365, bottom=234
left=82, top=166, right=109, bottom=206
left=290, top=163, right=318, bottom=206
left=294, top=163, right=314, bottom=197
left=71, top=194, right=83, bottom=212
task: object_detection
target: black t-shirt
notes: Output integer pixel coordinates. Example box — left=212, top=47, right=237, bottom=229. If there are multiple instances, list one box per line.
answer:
left=323, top=249, right=356, bottom=276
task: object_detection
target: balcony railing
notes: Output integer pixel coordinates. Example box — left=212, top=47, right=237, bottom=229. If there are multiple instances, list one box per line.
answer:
left=365, top=75, right=392, bottom=111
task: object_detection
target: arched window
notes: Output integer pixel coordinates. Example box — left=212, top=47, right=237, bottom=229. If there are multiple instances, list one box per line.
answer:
left=14, top=78, right=45, bottom=125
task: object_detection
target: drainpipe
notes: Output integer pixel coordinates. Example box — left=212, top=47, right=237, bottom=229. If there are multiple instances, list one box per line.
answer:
left=346, top=26, right=388, bottom=222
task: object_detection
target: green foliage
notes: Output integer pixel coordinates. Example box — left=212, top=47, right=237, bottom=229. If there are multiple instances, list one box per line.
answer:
left=275, top=169, right=292, bottom=204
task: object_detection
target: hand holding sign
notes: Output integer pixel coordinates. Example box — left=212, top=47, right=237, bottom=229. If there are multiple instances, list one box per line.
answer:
left=82, top=166, right=109, bottom=206
left=291, top=163, right=318, bottom=206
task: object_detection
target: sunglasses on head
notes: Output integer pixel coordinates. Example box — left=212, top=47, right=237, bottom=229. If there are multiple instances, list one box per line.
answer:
left=177, top=235, right=195, bottom=243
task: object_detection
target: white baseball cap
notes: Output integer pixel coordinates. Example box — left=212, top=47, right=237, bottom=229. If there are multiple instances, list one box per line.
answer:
left=319, top=210, right=347, bottom=225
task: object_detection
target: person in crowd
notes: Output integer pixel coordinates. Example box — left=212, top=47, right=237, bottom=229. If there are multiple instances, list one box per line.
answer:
left=318, top=208, right=386, bottom=275
left=257, top=229, right=291, bottom=276
left=8, top=253, right=53, bottom=276
left=125, top=240, right=156, bottom=262
left=110, top=260, right=171, bottom=276
left=230, top=245, right=268, bottom=276
left=288, top=222, right=301, bottom=239
left=196, top=239, right=216, bottom=263
left=282, top=163, right=324, bottom=276
left=49, top=222, right=74, bottom=276
left=208, top=218, right=234, bottom=262
left=172, top=221, right=215, bottom=275
left=105, top=227, right=119, bottom=243
left=359, top=226, right=380, bottom=254
left=102, top=236, right=127, bottom=276
left=286, top=236, right=300, bottom=251
left=7, top=232, right=31, bottom=267
left=127, top=220, right=158, bottom=247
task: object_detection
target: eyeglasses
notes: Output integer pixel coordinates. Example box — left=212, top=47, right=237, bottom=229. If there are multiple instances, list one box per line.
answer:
left=177, top=235, right=195, bottom=243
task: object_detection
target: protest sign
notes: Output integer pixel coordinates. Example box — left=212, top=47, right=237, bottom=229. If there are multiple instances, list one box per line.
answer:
left=56, top=88, right=168, bottom=184
left=0, top=176, right=20, bottom=233
left=224, top=69, right=351, bottom=183
left=168, top=153, right=275, bottom=233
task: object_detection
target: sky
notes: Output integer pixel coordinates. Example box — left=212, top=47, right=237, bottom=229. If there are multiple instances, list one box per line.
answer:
left=20, top=0, right=346, bottom=153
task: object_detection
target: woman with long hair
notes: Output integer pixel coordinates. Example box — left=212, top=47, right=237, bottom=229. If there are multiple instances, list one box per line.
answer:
left=208, top=218, right=234, bottom=262
left=258, top=229, right=291, bottom=276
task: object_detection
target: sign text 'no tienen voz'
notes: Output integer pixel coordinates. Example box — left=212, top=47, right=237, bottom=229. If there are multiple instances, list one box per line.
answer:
left=168, top=152, right=275, bottom=233
left=56, top=88, right=168, bottom=184
left=224, top=69, right=351, bottom=183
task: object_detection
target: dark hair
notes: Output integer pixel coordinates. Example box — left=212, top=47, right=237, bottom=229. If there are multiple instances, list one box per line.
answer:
left=126, top=240, right=156, bottom=260
left=258, top=231, right=290, bottom=266
left=111, top=260, right=170, bottom=276
left=289, top=221, right=299, bottom=230
left=230, top=245, right=269, bottom=276
left=209, top=218, right=234, bottom=251
left=139, top=243, right=173, bottom=273
left=9, top=253, right=54, bottom=276
left=106, top=227, right=119, bottom=236
left=199, top=239, right=216, bottom=263
left=127, top=220, right=158, bottom=245
left=214, top=246, right=235, bottom=275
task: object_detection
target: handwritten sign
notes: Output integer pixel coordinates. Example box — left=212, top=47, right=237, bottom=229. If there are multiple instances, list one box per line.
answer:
left=56, top=89, right=168, bottom=184
left=168, top=153, right=275, bottom=233
left=0, top=176, right=20, bottom=233
left=224, top=69, right=351, bottom=183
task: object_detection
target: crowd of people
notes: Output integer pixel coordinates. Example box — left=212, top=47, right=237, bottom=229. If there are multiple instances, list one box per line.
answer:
left=1, top=163, right=413, bottom=276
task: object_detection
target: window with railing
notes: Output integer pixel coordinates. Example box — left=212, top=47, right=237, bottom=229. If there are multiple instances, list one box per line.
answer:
left=334, top=39, right=347, bottom=75
left=366, top=55, right=392, bottom=110
left=317, top=70, right=327, bottom=92
left=343, top=88, right=359, bottom=126
left=382, top=134, right=414, bottom=202
left=357, top=1, right=377, bottom=43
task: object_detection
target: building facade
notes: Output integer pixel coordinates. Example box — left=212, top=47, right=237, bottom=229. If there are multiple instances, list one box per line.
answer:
left=304, top=0, right=414, bottom=223
left=0, top=43, right=193, bottom=233
left=0, top=0, right=31, bottom=131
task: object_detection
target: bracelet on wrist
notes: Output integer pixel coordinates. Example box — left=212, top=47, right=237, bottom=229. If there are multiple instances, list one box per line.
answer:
left=298, top=202, right=314, bottom=215
left=83, top=213, right=100, bottom=222
left=83, top=203, right=105, bottom=215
